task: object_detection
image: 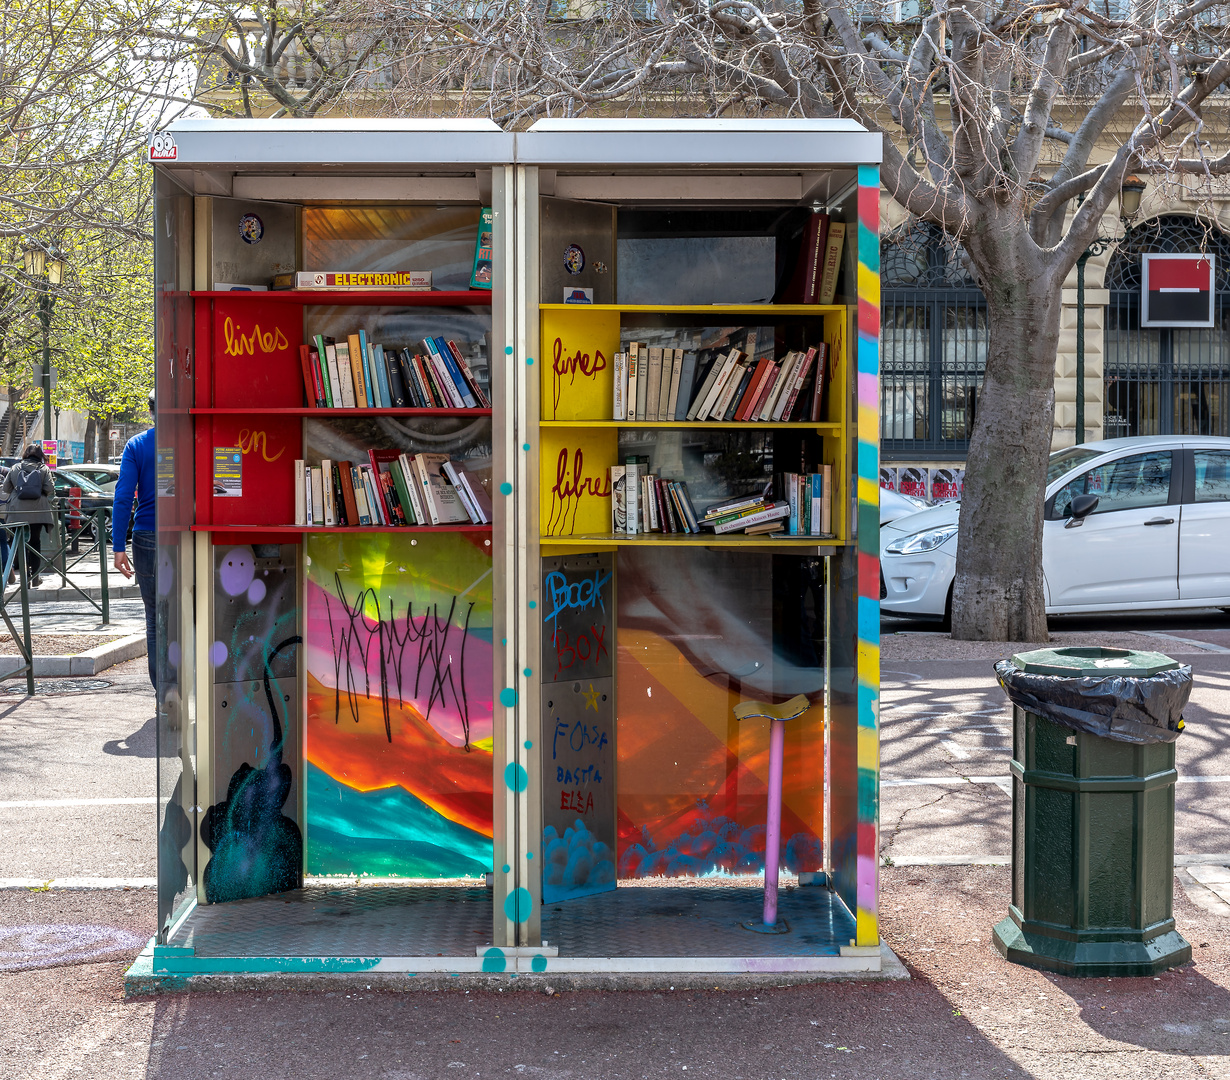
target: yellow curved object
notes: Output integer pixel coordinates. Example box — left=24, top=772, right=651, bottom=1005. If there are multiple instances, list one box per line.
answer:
left=733, top=693, right=812, bottom=723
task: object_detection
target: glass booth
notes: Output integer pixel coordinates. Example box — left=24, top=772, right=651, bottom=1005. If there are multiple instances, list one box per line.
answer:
left=137, top=118, right=883, bottom=982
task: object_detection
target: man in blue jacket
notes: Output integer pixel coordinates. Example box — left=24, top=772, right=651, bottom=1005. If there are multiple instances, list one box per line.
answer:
left=112, top=392, right=157, bottom=691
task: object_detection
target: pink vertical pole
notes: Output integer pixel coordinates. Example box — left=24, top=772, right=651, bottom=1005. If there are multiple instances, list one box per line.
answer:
left=763, top=717, right=786, bottom=927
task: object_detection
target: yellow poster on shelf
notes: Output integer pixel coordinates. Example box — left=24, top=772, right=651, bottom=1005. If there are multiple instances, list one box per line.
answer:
left=540, top=307, right=620, bottom=421
left=540, top=426, right=618, bottom=536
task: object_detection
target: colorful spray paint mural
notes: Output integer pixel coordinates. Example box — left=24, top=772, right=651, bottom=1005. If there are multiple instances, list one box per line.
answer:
left=305, top=531, right=494, bottom=879
left=614, top=549, right=825, bottom=880
left=202, top=544, right=302, bottom=903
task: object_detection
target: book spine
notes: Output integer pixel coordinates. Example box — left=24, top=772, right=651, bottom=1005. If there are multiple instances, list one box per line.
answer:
left=382, top=470, right=407, bottom=526
left=385, top=350, right=409, bottom=407
left=735, top=358, right=771, bottom=422
left=711, top=359, right=748, bottom=421
left=634, top=344, right=649, bottom=422
left=324, top=345, right=344, bottom=409
left=657, top=348, right=674, bottom=421
left=350, top=465, right=371, bottom=525
left=786, top=473, right=799, bottom=535
left=612, top=352, right=625, bottom=420
left=804, top=212, right=829, bottom=304
left=435, top=337, right=478, bottom=408
left=304, top=465, right=315, bottom=525
left=315, top=335, right=334, bottom=407
left=294, top=271, right=432, bottom=289
left=747, top=360, right=779, bottom=422
left=625, top=462, right=638, bottom=535
left=309, top=467, right=324, bottom=525
left=645, top=347, right=662, bottom=423
left=818, top=222, right=846, bottom=305
left=456, top=467, right=492, bottom=523
left=686, top=354, right=723, bottom=421
left=762, top=353, right=795, bottom=421
left=713, top=502, right=789, bottom=534
left=338, top=461, right=359, bottom=525
left=699, top=352, right=740, bottom=420
left=821, top=464, right=832, bottom=534
left=676, top=481, right=701, bottom=532
left=810, top=343, right=829, bottom=423
left=347, top=334, right=368, bottom=408
left=424, top=340, right=465, bottom=408
left=360, top=466, right=384, bottom=525
left=299, top=347, right=316, bottom=408
left=357, top=331, right=375, bottom=407
left=294, top=460, right=306, bottom=525
left=781, top=349, right=815, bottom=422
left=321, top=460, right=335, bottom=525
left=674, top=351, right=698, bottom=421
left=626, top=342, right=640, bottom=422
left=610, top=465, right=626, bottom=533
left=335, top=344, right=356, bottom=408
left=663, top=348, right=684, bottom=421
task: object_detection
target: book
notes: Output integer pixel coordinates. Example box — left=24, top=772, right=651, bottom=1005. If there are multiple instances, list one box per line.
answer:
left=746, top=359, right=780, bottom=421
left=384, top=468, right=411, bottom=525
left=634, top=344, right=650, bottom=422
left=780, top=208, right=829, bottom=304
left=744, top=520, right=786, bottom=536
left=710, top=356, right=750, bottom=421
left=299, top=346, right=321, bottom=408
left=359, top=465, right=384, bottom=525
left=434, top=336, right=478, bottom=408
left=334, top=341, right=357, bottom=408
left=703, top=493, right=769, bottom=520
left=412, top=453, right=469, bottom=525
left=385, top=349, right=410, bottom=407
left=470, top=207, right=493, bottom=289
left=625, top=462, right=639, bottom=536
left=644, top=347, right=663, bottom=423
left=673, top=351, right=699, bottom=421
left=626, top=342, right=640, bottom=422
left=398, top=453, right=427, bottom=524
left=809, top=342, right=830, bottom=423
left=817, top=222, right=846, bottom=305
left=314, top=335, right=335, bottom=407
left=780, top=348, right=816, bottom=422
left=657, top=348, right=675, bottom=421
left=612, top=352, right=626, bottom=420
left=735, top=358, right=774, bottom=421
left=610, top=466, right=626, bottom=533
left=295, top=270, right=432, bottom=290
left=694, top=350, right=739, bottom=420
left=442, top=460, right=492, bottom=524
left=349, top=465, right=372, bottom=525
left=422, top=339, right=465, bottom=408
left=820, top=464, right=832, bottom=534
left=310, top=467, right=325, bottom=525
left=761, top=353, right=796, bottom=421
left=358, top=330, right=378, bottom=408
left=337, top=461, right=360, bottom=526
left=294, top=460, right=306, bottom=525
left=346, top=334, right=370, bottom=408
left=713, top=501, right=790, bottom=534
left=686, top=351, right=726, bottom=421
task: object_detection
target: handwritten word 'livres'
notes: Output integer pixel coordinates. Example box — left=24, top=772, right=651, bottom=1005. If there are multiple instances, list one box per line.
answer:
left=222, top=317, right=290, bottom=357
left=551, top=337, right=607, bottom=413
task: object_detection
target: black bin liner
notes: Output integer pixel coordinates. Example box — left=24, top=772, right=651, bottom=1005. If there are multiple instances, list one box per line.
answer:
left=994, top=660, right=1192, bottom=745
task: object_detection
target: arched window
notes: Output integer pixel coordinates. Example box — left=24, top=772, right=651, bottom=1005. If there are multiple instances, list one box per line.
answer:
left=880, top=222, right=988, bottom=456
left=1104, top=215, right=1230, bottom=437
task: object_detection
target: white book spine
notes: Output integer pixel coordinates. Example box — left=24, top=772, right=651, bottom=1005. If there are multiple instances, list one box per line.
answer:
left=321, top=460, right=336, bottom=526
left=625, top=463, right=639, bottom=536
left=294, top=460, right=306, bottom=526
left=610, top=465, right=626, bottom=533
left=697, top=351, right=740, bottom=420
left=664, top=349, right=685, bottom=421
left=709, top=359, right=747, bottom=421
left=762, top=353, right=797, bottom=421
left=612, top=353, right=625, bottom=420
left=627, top=343, right=640, bottom=422
left=424, top=340, right=466, bottom=408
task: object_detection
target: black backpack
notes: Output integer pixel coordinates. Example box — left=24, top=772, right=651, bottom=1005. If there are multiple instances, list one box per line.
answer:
left=14, top=465, right=44, bottom=500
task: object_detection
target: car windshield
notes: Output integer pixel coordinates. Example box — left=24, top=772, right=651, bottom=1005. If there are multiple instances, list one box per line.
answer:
left=56, top=471, right=105, bottom=494
left=1047, top=447, right=1103, bottom=486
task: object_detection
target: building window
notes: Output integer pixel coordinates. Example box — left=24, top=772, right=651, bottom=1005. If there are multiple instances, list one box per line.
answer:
left=1104, top=215, right=1230, bottom=438
left=880, top=223, right=988, bottom=458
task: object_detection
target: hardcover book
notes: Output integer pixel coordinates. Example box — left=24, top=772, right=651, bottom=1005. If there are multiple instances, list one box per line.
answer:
left=470, top=207, right=493, bottom=290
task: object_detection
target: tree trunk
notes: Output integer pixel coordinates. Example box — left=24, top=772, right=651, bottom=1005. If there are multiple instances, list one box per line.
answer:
left=951, top=225, right=1062, bottom=641
left=84, top=414, right=96, bottom=462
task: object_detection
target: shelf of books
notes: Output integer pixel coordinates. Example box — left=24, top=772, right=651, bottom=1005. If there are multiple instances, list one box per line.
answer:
left=192, top=287, right=495, bottom=532
left=538, top=303, right=848, bottom=549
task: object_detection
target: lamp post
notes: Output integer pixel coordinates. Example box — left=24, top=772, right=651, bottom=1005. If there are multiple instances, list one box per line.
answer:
left=22, top=241, right=67, bottom=444
left=1074, top=175, right=1146, bottom=445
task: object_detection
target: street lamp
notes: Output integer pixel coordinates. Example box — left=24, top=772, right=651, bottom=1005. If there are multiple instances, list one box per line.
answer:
left=1074, top=175, right=1146, bottom=444
left=22, top=240, right=66, bottom=443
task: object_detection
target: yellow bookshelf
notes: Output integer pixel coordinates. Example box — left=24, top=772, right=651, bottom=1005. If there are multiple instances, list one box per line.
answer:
left=537, top=303, right=850, bottom=545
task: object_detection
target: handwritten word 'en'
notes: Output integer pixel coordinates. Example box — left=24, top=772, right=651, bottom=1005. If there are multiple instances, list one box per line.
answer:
left=222, top=317, right=289, bottom=357
left=552, top=337, right=607, bottom=412
left=237, top=428, right=285, bottom=463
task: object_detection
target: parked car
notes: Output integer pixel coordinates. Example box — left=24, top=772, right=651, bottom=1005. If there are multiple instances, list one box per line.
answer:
left=879, top=487, right=929, bottom=525
left=52, top=470, right=113, bottom=542
left=62, top=463, right=120, bottom=493
left=879, top=435, right=1230, bottom=621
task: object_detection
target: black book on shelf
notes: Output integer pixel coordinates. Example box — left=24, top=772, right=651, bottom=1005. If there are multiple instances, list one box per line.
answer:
left=395, top=350, right=423, bottom=408
left=332, top=464, right=349, bottom=526
left=385, top=350, right=410, bottom=407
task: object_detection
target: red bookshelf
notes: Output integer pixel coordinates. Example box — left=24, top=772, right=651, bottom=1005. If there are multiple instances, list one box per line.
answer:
left=190, top=407, right=491, bottom=417
left=194, top=524, right=492, bottom=535
left=189, top=289, right=491, bottom=307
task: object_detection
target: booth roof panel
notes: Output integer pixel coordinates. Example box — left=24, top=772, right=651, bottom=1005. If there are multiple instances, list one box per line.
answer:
left=155, top=118, right=514, bottom=168
left=519, top=118, right=882, bottom=168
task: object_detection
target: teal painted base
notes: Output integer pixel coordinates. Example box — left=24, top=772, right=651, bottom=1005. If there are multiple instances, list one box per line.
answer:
left=993, top=914, right=1191, bottom=978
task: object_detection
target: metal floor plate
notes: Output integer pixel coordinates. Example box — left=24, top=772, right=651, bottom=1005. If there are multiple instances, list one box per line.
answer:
left=169, top=882, right=854, bottom=959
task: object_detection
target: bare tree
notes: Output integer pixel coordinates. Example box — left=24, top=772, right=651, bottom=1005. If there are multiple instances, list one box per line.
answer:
left=354, top=0, right=1229, bottom=641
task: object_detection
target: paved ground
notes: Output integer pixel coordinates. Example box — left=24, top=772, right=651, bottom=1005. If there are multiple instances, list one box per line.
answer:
left=1, top=612, right=1228, bottom=1077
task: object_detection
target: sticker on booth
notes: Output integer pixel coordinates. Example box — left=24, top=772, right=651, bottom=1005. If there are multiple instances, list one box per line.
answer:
left=157, top=448, right=175, bottom=497
left=149, top=131, right=177, bottom=161
left=213, top=447, right=242, bottom=497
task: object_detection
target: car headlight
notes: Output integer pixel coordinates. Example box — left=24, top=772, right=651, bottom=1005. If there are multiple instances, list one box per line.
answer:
left=884, top=524, right=959, bottom=555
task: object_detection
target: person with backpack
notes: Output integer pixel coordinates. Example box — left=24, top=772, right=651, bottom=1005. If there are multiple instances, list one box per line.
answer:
left=2, top=444, right=55, bottom=586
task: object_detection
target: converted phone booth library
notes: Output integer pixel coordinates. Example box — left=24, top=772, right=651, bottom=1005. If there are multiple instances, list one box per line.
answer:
left=138, top=117, right=884, bottom=982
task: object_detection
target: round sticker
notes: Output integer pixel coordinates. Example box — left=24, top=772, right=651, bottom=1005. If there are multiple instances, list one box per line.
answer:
left=238, top=213, right=264, bottom=245
left=563, top=244, right=585, bottom=276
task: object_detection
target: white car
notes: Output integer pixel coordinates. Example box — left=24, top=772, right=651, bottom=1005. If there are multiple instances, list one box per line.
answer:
left=879, top=435, right=1230, bottom=621
left=879, top=487, right=929, bottom=525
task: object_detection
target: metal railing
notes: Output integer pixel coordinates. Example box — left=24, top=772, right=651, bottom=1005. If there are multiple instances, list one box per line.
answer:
left=0, top=524, right=34, bottom=696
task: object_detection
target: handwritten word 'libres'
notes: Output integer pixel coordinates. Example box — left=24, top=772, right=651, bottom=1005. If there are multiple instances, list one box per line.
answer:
left=237, top=428, right=285, bottom=463
left=222, top=317, right=289, bottom=357
left=547, top=447, right=610, bottom=534
left=552, top=337, right=607, bottom=413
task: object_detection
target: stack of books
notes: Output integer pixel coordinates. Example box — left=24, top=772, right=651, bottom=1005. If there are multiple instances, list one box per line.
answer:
left=294, top=452, right=492, bottom=528
left=274, top=271, right=433, bottom=291
left=612, top=339, right=827, bottom=424
left=609, top=465, right=702, bottom=535
left=300, top=331, right=489, bottom=409
left=697, top=494, right=792, bottom=536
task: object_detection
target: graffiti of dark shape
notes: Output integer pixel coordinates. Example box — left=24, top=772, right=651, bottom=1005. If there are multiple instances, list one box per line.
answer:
left=201, top=635, right=303, bottom=904
left=157, top=773, right=193, bottom=902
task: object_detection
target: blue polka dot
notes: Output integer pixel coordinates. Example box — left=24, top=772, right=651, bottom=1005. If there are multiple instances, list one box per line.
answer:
left=524, top=739, right=532, bottom=750
left=504, top=887, right=532, bottom=923
left=481, top=947, right=507, bottom=973
left=504, top=761, right=528, bottom=792
left=504, top=346, right=513, bottom=355
left=528, top=600, right=536, bottom=609
left=526, top=851, right=533, bottom=860
left=502, top=638, right=507, bottom=646
left=526, top=357, right=534, bottom=365
left=500, top=482, right=513, bottom=496
left=531, top=954, right=548, bottom=973
left=499, top=687, right=517, bottom=708
left=522, top=443, right=530, bottom=451
left=502, top=863, right=510, bottom=874
left=523, top=667, right=532, bottom=677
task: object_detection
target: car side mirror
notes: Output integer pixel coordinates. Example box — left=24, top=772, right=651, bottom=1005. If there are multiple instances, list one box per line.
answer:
left=1065, top=493, right=1099, bottom=528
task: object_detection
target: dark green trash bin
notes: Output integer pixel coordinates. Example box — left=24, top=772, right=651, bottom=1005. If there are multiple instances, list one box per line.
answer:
left=991, top=646, right=1193, bottom=978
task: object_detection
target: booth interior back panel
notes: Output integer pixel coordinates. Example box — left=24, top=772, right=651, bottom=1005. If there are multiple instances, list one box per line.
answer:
left=204, top=544, right=302, bottom=903
left=615, top=548, right=825, bottom=881
left=303, top=532, right=495, bottom=880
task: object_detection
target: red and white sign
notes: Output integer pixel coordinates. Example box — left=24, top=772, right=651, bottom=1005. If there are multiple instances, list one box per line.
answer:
left=1142, top=253, right=1215, bottom=327
left=148, top=131, right=177, bottom=161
